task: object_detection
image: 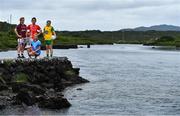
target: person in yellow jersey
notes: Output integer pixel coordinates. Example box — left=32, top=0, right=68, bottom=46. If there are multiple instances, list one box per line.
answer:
left=43, top=20, right=56, bottom=58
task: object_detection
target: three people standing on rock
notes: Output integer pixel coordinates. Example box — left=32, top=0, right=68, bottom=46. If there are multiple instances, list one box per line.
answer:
left=14, top=17, right=56, bottom=58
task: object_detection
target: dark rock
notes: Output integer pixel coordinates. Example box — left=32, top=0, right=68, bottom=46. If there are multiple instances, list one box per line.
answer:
left=12, top=83, right=46, bottom=95
left=38, top=96, right=71, bottom=109
left=13, top=89, right=36, bottom=106
left=0, top=57, right=89, bottom=110
left=87, top=44, right=91, bottom=48
left=0, top=104, right=5, bottom=110
left=0, top=84, right=8, bottom=91
left=41, top=83, right=54, bottom=89
left=73, top=68, right=80, bottom=75
left=77, top=88, right=83, bottom=91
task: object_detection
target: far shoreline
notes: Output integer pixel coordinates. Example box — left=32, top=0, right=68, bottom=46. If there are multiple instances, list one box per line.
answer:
left=0, top=43, right=180, bottom=52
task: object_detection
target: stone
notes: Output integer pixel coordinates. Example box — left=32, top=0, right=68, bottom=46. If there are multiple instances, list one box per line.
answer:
left=14, top=89, right=36, bottom=106
left=12, top=83, right=46, bottom=95
left=0, top=104, right=5, bottom=110
left=0, top=57, right=89, bottom=110
left=38, top=96, right=71, bottom=109
left=77, top=88, right=83, bottom=91
left=0, top=84, right=8, bottom=91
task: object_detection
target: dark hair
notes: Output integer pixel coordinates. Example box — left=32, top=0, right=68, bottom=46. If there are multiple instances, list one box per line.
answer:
left=32, top=17, right=37, bottom=21
left=47, top=20, right=51, bottom=23
left=20, top=17, right=24, bottom=21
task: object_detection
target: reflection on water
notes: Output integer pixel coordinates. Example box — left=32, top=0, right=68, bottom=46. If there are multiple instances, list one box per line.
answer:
left=1, top=45, right=180, bottom=115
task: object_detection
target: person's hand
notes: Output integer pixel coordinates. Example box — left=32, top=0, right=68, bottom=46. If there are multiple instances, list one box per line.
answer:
left=18, top=35, right=22, bottom=38
left=34, top=34, right=38, bottom=39
left=32, top=51, right=36, bottom=54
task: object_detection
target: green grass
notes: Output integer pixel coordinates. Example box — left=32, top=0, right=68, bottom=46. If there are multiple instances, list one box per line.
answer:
left=13, top=73, right=29, bottom=83
left=0, top=31, right=17, bottom=49
left=144, top=36, right=180, bottom=47
left=1, top=30, right=180, bottom=50
left=54, top=35, right=115, bottom=45
left=65, top=70, right=76, bottom=77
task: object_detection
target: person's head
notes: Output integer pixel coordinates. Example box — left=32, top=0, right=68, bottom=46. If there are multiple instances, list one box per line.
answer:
left=31, top=17, right=37, bottom=25
left=46, top=20, right=51, bottom=26
left=20, top=17, right=25, bottom=24
left=33, top=36, right=38, bottom=41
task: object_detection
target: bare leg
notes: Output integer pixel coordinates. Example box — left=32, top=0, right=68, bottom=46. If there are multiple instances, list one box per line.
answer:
left=17, top=43, right=21, bottom=58
left=50, top=45, right=53, bottom=57
left=27, top=48, right=32, bottom=58
left=20, top=44, right=25, bottom=58
left=46, top=45, right=50, bottom=57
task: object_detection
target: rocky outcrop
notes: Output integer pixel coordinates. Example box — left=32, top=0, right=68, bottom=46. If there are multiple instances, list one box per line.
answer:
left=0, top=57, right=89, bottom=110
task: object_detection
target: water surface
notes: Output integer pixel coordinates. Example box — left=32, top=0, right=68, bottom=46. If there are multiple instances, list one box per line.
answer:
left=1, top=45, right=180, bottom=115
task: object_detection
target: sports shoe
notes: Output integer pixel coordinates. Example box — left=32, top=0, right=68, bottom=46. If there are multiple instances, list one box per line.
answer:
left=21, top=54, right=25, bottom=58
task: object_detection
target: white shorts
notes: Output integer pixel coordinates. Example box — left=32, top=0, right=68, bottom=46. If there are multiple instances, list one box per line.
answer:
left=24, top=37, right=33, bottom=49
left=24, top=37, right=33, bottom=45
left=18, top=38, right=25, bottom=45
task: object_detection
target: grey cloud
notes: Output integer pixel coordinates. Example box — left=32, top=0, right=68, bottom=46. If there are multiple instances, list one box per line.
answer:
left=1, top=0, right=180, bottom=31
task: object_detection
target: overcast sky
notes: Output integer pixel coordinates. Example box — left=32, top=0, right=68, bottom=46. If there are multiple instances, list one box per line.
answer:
left=1, top=0, right=180, bottom=31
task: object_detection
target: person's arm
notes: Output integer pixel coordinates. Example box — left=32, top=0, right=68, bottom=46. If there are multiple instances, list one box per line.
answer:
left=36, top=26, right=42, bottom=37
left=26, top=25, right=30, bottom=37
left=14, top=27, right=22, bottom=38
left=53, top=31, right=56, bottom=37
left=43, top=28, right=45, bottom=36
left=34, top=41, right=41, bottom=52
left=52, top=27, right=56, bottom=36
left=34, top=46, right=41, bottom=52
left=36, top=30, right=42, bottom=37
left=43, top=28, right=46, bottom=40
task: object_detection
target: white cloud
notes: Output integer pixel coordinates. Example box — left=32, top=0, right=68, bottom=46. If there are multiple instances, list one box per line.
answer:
left=1, top=0, right=180, bottom=31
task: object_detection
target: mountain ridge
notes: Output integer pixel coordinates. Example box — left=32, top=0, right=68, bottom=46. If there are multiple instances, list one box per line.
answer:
left=121, top=24, right=180, bottom=31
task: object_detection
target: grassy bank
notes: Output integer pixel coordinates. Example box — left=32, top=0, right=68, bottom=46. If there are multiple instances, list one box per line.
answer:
left=1, top=22, right=180, bottom=50
left=144, top=36, right=180, bottom=47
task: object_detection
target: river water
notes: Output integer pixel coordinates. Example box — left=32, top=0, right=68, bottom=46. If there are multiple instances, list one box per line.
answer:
left=1, top=45, right=180, bottom=115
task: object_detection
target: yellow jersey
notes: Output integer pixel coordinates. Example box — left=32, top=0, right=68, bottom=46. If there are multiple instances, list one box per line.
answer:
left=43, top=26, right=55, bottom=40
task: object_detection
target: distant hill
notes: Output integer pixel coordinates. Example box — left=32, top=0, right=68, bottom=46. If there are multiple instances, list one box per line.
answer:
left=122, top=24, right=180, bottom=31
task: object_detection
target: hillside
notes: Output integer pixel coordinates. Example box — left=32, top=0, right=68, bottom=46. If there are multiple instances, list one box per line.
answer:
left=122, top=24, right=180, bottom=31
left=0, top=21, right=180, bottom=50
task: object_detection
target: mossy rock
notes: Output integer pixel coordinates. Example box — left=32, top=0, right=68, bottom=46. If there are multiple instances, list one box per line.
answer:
left=13, top=73, right=29, bottom=83
left=65, top=70, right=76, bottom=77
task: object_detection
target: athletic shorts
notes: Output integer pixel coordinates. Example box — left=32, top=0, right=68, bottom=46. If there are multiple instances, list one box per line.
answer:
left=24, top=37, right=33, bottom=49
left=24, top=37, right=33, bottom=45
left=18, top=38, right=25, bottom=45
left=45, top=40, right=53, bottom=45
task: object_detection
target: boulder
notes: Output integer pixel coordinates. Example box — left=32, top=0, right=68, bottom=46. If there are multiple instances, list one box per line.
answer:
left=38, top=96, right=71, bottom=109
left=0, top=57, right=89, bottom=110
left=13, top=89, right=36, bottom=106
left=11, top=83, right=46, bottom=95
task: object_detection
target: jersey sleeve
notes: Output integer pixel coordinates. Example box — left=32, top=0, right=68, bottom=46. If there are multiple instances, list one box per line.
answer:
left=37, top=25, right=41, bottom=32
left=38, top=25, right=41, bottom=30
